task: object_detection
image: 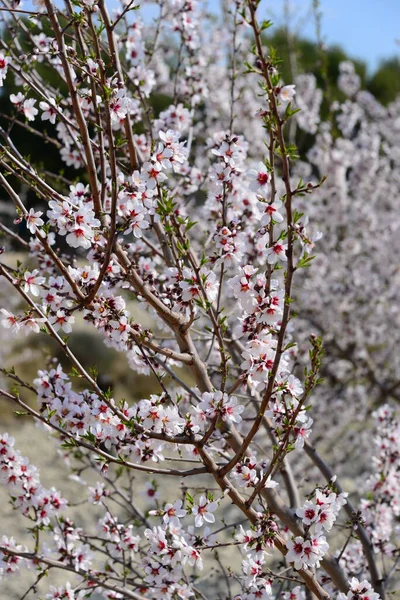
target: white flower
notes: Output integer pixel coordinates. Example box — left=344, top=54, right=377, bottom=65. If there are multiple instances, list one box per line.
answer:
left=86, top=58, right=99, bottom=75
left=23, top=270, right=45, bottom=296
left=66, top=225, right=93, bottom=249
left=109, top=88, right=131, bottom=123
left=23, top=98, right=39, bottom=121
left=235, top=525, right=260, bottom=549
left=265, top=242, right=288, bottom=264
left=247, top=162, right=270, bottom=195
left=221, top=395, right=245, bottom=424
left=340, top=578, right=381, bottom=600
left=192, top=495, right=218, bottom=527
left=282, top=586, right=306, bottom=600
left=296, top=501, right=319, bottom=526
left=286, top=374, right=303, bottom=397
left=21, top=316, right=46, bottom=334
left=142, top=161, right=167, bottom=189
left=260, top=199, right=284, bottom=225
left=123, top=201, right=150, bottom=238
left=40, top=98, right=59, bottom=125
left=286, top=533, right=328, bottom=570
left=163, top=500, right=187, bottom=527
left=0, top=309, right=20, bottom=333
left=26, top=208, right=44, bottom=234
left=45, top=582, right=76, bottom=600
left=73, top=543, right=93, bottom=571
left=279, top=84, right=296, bottom=103
left=10, top=92, right=24, bottom=105
left=264, top=476, right=279, bottom=489
left=0, top=53, right=9, bottom=86
left=88, top=482, right=109, bottom=505
left=49, top=310, right=75, bottom=333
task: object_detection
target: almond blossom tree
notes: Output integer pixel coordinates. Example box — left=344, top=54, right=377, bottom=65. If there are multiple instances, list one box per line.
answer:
left=0, top=1, right=398, bottom=599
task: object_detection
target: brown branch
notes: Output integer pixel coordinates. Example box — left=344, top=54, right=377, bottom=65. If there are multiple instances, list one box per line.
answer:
left=98, top=0, right=139, bottom=172
left=0, top=220, right=29, bottom=248
left=219, top=1, right=297, bottom=479
left=43, top=0, right=101, bottom=214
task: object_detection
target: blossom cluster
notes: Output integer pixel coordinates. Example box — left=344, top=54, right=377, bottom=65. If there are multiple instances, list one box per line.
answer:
left=0, top=432, right=67, bottom=525
left=0, top=0, right=396, bottom=598
left=286, top=488, right=348, bottom=571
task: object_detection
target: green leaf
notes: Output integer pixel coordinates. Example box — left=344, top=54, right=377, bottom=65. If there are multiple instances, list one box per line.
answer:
left=260, top=20, right=273, bottom=32
left=297, top=254, right=315, bottom=269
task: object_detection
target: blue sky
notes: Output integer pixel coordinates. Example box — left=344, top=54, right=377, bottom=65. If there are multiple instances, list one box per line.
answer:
left=254, top=0, right=400, bottom=73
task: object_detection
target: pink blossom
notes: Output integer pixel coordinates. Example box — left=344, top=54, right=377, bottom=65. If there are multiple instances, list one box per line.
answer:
left=0, top=309, right=20, bottom=333
left=192, top=496, right=218, bottom=527
left=278, top=84, right=296, bottom=103
left=265, top=242, right=288, bottom=265
left=39, top=98, right=59, bottom=125
left=162, top=500, right=187, bottom=527
left=23, top=269, right=45, bottom=296
left=0, top=53, right=9, bottom=86
left=25, top=208, right=44, bottom=234
left=23, top=98, right=39, bottom=121
left=247, top=162, right=270, bottom=194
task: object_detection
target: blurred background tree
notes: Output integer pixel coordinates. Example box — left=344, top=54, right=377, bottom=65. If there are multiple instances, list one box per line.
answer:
left=262, top=26, right=400, bottom=106
left=368, top=57, right=400, bottom=105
